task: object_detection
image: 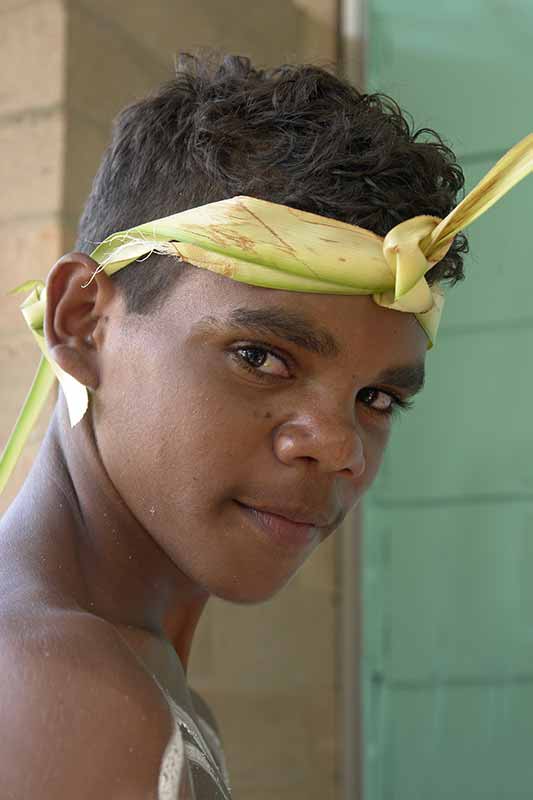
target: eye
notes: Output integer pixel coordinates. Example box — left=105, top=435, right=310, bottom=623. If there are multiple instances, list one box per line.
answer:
left=231, top=344, right=291, bottom=379
left=358, top=387, right=412, bottom=417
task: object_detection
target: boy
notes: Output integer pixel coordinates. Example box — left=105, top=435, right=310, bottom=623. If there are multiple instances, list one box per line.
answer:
left=0, top=52, right=477, bottom=798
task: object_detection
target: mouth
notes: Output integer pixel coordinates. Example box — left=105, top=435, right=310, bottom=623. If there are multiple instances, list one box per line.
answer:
left=233, top=500, right=335, bottom=553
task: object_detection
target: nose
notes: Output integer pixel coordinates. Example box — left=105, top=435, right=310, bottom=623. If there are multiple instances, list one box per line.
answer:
left=273, top=413, right=366, bottom=478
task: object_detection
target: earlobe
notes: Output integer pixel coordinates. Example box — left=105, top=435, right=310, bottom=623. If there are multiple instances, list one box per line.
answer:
left=44, top=252, right=116, bottom=391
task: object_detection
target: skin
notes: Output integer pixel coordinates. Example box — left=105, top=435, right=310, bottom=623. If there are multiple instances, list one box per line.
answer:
left=0, top=252, right=427, bottom=798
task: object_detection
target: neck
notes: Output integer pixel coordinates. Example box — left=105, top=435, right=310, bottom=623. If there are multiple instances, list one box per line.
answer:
left=9, top=395, right=209, bottom=670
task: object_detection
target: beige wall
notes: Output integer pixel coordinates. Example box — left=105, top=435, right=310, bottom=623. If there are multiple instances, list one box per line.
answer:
left=0, top=0, right=66, bottom=512
left=0, top=2, right=341, bottom=797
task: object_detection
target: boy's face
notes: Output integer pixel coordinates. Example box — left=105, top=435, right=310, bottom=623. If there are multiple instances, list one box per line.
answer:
left=92, top=267, right=427, bottom=603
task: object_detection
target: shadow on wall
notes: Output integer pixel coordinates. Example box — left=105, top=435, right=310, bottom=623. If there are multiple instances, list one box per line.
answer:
left=73, top=0, right=336, bottom=69
left=63, top=0, right=338, bottom=236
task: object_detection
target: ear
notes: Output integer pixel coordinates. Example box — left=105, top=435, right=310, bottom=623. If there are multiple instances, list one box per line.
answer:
left=44, top=252, right=117, bottom=391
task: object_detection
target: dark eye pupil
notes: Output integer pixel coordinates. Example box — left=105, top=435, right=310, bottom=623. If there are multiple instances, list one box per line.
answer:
left=360, top=388, right=376, bottom=403
left=242, top=347, right=266, bottom=368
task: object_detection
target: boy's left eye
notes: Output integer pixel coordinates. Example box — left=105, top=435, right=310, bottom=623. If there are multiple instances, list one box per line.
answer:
left=359, top=387, right=394, bottom=412
left=232, top=345, right=290, bottom=378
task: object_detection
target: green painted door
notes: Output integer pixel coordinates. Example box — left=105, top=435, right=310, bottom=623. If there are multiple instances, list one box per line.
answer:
left=363, top=3, right=533, bottom=798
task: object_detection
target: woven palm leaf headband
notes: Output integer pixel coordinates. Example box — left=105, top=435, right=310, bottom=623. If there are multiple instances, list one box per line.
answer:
left=1, top=133, right=532, bottom=493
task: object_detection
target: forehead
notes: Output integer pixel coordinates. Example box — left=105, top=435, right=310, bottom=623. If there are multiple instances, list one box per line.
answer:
left=163, top=267, right=428, bottom=371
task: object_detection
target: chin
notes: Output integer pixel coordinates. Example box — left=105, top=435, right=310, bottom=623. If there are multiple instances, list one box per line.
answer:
left=208, top=570, right=297, bottom=606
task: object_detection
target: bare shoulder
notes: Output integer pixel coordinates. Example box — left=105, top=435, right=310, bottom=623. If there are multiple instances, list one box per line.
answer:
left=0, top=607, right=177, bottom=800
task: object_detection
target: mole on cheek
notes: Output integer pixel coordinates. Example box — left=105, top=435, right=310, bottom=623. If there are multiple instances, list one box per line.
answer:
left=264, top=411, right=272, bottom=419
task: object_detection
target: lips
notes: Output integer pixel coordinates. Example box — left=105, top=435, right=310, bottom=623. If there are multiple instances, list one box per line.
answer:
left=234, top=500, right=338, bottom=529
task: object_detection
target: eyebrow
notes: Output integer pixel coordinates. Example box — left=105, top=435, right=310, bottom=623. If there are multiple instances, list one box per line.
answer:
left=193, top=306, right=341, bottom=358
left=374, top=364, right=426, bottom=395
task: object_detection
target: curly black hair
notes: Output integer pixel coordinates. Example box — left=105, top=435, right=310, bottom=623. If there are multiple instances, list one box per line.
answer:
left=76, top=52, right=468, bottom=313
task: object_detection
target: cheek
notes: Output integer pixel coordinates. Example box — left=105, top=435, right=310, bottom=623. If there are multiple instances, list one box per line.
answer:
left=120, top=373, right=265, bottom=509
left=360, top=423, right=392, bottom=490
